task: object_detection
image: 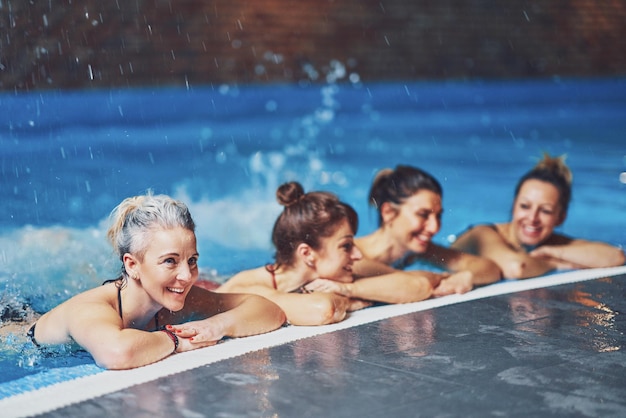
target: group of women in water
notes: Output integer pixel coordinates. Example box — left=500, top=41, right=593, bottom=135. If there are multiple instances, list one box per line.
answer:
left=27, top=153, right=625, bottom=369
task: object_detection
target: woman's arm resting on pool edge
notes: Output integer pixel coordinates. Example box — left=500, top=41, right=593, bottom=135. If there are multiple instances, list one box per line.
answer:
left=35, top=298, right=183, bottom=370
left=452, top=225, right=555, bottom=280
left=258, top=290, right=359, bottom=326
left=165, top=287, right=286, bottom=341
left=431, top=271, right=474, bottom=297
left=304, top=271, right=433, bottom=304
left=213, top=283, right=356, bottom=326
left=529, top=239, right=626, bottom=269
left=426, top=243, right=502, bottom=285
left=213, top=269, right=348, bottom=325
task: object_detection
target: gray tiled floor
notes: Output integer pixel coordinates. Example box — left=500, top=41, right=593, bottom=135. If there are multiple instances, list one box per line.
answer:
left=41, top=275, right=626, bottom=417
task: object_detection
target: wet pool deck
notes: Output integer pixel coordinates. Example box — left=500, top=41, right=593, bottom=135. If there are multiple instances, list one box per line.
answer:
left=28, top=272, right=626, bottom=417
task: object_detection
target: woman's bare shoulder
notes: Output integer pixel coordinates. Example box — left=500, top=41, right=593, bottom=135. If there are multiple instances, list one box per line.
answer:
left=218, top=266, right=271, bottom=292
left=454, top=223, right=504, bottom=245
left=542, top=233, right=573, bottom=246
left=469, top=223, right=502, bottom=233
left=49, top=284, right=114, bottom=309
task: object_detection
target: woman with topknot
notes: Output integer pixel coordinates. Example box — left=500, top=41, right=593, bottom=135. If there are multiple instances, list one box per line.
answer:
left=452, top=153, right=625, bottom=279
left=218, top=181, right=437, bottom=325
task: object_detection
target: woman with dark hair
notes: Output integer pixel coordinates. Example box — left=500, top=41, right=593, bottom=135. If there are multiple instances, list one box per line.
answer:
left=217, top=182, right=435, bottom=325
left=350, top=165, right=501, bottom=297
left=27, top=193, right=286, bottom=370
left=452, top=154, right=625, bottom=279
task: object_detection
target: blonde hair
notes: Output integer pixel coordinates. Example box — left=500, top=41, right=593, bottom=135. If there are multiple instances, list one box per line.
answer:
left=534, top=153, right=573, bottom=185
left=107, top=193, right=195, bottom=267
left=515, top=153, right=573, bottom=213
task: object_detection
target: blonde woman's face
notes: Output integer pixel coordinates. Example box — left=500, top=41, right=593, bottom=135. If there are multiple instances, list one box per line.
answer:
left=512, top=179, right=564, bottom=247
left=134, top=227, right=199, bottom=312
left=386, top=190, right=442, bottom=254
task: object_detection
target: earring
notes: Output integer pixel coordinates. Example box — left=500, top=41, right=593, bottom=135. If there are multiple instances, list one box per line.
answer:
left=306, top=260, right=314, bottom=268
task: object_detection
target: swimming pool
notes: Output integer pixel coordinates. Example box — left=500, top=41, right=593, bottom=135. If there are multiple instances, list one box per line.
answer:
left=1, top=76, right=625, bottom=394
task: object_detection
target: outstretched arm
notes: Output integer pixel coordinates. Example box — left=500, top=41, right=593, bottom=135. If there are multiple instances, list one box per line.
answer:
left=304, top=270, right=433, bottom=304
left=251, top=288, right=362, bottom=326
left=215, top=269, right=363, bottom=326
left=424, top=243, right=501, bottom=285
left=34, top=292, right=184, bottom=370
left=164, top=287, right=286, bottom=343
left=352, top=256, right=469, bottom=298
left=352, top=258, right=439, bottom=287
left=452, top=225, right=554, bottom=279
left=529, top=238, right=625, bottom=269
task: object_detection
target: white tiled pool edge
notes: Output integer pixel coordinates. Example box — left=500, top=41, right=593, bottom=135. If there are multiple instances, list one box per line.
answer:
left=3, top=265, right=626, bottom=418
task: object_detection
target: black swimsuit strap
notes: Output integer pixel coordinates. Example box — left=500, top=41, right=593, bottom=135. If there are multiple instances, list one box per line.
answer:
left=117, top=286, right=123, bottom=320
left=102, top=278, right=160, bottom=330
left=28, top=278, right=160, bottom=347
left=97, top=282, right=161, bottom=330
left=27, top=323, right=39, bottom=347
left=102, top=278, right=124, bottom=320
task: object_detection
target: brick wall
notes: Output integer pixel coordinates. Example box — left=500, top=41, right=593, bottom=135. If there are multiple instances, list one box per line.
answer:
left=1, top=0, right=625, bottom=91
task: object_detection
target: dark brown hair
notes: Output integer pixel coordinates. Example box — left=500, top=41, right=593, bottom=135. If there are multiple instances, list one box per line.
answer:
left=368, top=165, right=443, bottom=226
left=271, top=182, right=358, bottom=267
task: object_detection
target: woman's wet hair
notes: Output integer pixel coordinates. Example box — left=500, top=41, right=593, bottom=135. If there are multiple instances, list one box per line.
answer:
left=368, top=165, right=443, bottom=226
left=106, top=192, right=195, bottom=268
left=514, top=153, right=573, bottom=213
left=271, top=182, right=358, bottom=267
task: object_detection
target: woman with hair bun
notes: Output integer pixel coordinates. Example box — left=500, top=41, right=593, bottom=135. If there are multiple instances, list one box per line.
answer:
left=350, top=165, right=502, bottom=297
left=218, top=182, right=435, bottom=325
left=27, top=193, right=286, bottom=370
left=452, top=153, right=625, bottom=279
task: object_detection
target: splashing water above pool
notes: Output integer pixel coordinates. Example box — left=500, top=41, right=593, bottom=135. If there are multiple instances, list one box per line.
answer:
left=0, top=76, right=625, bottom=385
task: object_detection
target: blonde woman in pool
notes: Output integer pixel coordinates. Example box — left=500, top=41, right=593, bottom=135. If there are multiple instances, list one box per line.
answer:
left=341, top=165, right=502, bottom=297
left=217, top=182, right=437, bottom=326
left=452, top=154, right=625, bottom=279
left=27, top=193, right=285, bottom=370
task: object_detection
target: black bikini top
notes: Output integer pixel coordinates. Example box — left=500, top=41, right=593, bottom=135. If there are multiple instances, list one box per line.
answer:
left=28, top=278, right=160, bottom=347
left=102, top=278, right=160, bottom=329
left=101, top=278, right=125, bottom=320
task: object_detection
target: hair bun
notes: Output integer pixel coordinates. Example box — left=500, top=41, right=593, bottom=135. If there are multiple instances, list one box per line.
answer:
left=276, top=182, right=306, bottom=207
left=372, top=168, right=394, bottom=186
left=535, top=153, right=573, bottom=185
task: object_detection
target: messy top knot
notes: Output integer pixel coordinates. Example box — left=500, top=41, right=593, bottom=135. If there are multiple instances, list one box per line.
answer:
left=368, top=165, right=442, bottom=226
left=534, top=153, right=573, bottom=185
left=515, top=153, right=573, bottom=213
left=271, top=182, right=358, bottom=267
left=106, top=192, right=195, bottom=271
left=276, top=181, right=306, bottom=207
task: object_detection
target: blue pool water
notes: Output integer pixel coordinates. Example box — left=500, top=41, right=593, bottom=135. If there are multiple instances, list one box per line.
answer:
left=1, top=76, right=625, bottom=393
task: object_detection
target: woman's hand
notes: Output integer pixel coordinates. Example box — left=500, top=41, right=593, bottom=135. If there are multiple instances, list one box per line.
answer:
left=529, top=246, right=586, bottom=270
left=166, top=317, right=226, bottom=349
left=347, top=298, right=374, bottom=312
left=303, top=278, right=349, bottom=296
left=432, top=270, right=473, bottom=297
